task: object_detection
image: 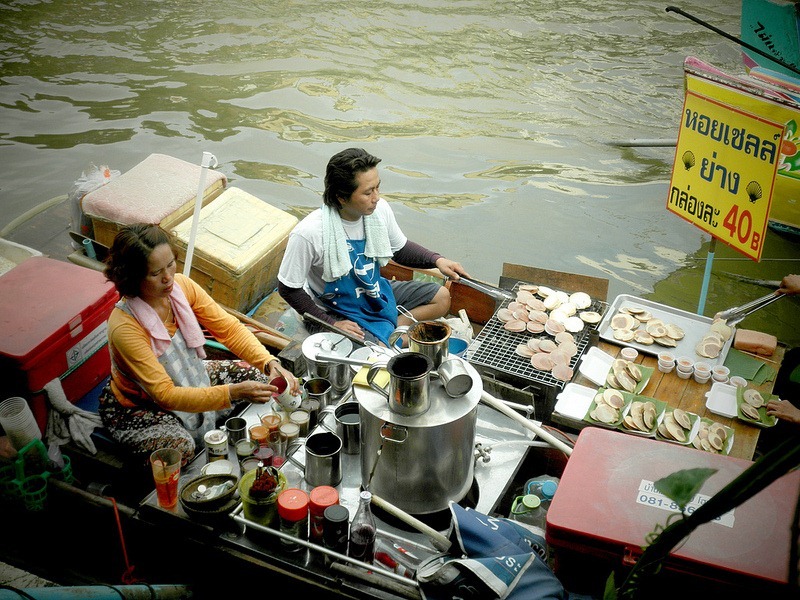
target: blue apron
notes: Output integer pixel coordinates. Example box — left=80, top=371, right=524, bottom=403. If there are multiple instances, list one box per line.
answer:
left=319, top=238, right=397, bottom=345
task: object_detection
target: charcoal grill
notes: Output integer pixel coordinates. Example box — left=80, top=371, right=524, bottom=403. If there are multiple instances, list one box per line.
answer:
left=467, top=281, right=608, bottom=420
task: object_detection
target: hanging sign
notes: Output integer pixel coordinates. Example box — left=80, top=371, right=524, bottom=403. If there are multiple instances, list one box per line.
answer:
left=667, top=88, right=783, bottom=262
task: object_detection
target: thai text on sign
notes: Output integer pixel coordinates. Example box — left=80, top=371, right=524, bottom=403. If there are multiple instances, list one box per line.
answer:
left=667, top=89, right=782, bottom=261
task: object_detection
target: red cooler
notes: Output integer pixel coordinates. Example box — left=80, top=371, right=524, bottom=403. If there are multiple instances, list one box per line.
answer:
left=0, top=257, right=119, bottom=433
left=546, top=427, right=798, bottom=597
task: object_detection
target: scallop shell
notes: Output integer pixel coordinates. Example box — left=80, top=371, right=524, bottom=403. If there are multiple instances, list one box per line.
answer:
left=526, top=321, right=545, bottom=334
left=743, top=389, right=764, bottom=408
left=672, top=408, right=691, bottom=430
left=740, top=402, right=761, bottom=421
left=496, top=308, right=514, bottom=323
left=551, top=363, right=573, bottom=381
left=515, top=344, right=535, bottom=357
left=503, top=320, right=527, bottom=332
left=633, top=330, right=654, bottom=345
left=613, top=328, right=635, bottom=342
left=579, top=311, right=602, bottom=324
left=569, top=291, right=592, bottom=310
left=554, top=332, right=575, bottom=345
left=531, top=353, right=554, bottom=371
left=611, top=313, right=636, bottom=330
left=593, top=403, right=619, bottom=424
left=564, top=316, right=585, bottom=333
left=603, top=388, right=626, bottom=409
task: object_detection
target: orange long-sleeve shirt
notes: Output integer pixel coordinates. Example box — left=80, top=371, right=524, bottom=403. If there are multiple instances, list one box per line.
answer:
left=108, top=273, right=275, bottom=412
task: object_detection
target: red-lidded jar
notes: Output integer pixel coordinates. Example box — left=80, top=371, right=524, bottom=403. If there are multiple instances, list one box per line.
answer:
left=277, top=488, right=309, bottom=551
left=309, top=485, right=339, bottom=543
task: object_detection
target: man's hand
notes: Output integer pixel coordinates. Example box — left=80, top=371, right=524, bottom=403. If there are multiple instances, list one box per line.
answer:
left=334, top=319, right=365, bottom=340
left=435, top=257, right=469, bottom=281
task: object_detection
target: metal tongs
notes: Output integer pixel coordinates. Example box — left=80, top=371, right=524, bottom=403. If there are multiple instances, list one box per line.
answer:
left=715, top=291, right=785, bottom=327
left=455, top=276, right=515, bottom=302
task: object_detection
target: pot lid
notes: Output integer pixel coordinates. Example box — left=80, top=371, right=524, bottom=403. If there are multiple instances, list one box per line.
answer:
left=301, top=332, right=354, bottom=361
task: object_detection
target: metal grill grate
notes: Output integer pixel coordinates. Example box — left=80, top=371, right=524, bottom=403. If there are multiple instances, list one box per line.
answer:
left=467, top=282, right=608, bottom=393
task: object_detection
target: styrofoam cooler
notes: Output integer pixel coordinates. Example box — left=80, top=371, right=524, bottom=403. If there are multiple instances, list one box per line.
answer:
left=0, top=257, right=119, bottom=433
left=546, top=427, right=799, bottom=596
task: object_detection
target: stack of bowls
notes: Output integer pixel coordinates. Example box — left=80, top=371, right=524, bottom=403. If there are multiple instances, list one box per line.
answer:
left=693, top=361, right=712, bottom=384
left=676, top=356, right=694, bottom=380
left=712, top=365, right=730, bottom=384
left=657, top=352, right=675, bottom=373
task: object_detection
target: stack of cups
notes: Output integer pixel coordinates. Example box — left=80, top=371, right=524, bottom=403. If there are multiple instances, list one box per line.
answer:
left=712, top=365, right=730, bottom=384
left=0, top=397, right=42, bottom=450
left=676, top=357, right=694, bottom=380
left=729, top=375, right=747, bottom=388
left=657, top=352, right=675, bottom=373
left=693, top=361, right=712, bottom=384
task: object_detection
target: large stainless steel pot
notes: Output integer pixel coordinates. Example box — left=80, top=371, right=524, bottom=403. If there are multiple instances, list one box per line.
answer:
left=352, top=355, right=483, bottom=515
left=301, top=333, right=354, bottom=400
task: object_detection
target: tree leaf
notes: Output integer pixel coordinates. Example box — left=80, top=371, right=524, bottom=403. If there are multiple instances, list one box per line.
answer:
left=603, top=571, right=618, bottom=600
left=654, top=468, right=717, bottom=509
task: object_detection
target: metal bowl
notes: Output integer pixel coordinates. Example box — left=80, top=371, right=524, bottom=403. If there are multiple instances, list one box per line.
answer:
left=179, top=473, right=239, bottom=512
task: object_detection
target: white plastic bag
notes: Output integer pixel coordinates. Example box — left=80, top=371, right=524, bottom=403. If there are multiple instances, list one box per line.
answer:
left=69, top=164, right=120, bottom=247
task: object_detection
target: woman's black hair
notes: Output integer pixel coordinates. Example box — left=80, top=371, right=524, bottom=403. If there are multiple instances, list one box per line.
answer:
left=104, top=223, right=174, bottom=298
left=322, top=148, right=381, bottom=209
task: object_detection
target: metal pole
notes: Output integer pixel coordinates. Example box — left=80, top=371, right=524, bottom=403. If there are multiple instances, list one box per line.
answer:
left=697, top=236, right=717, bottom=315
left=183, top=152, right=217, bottom=277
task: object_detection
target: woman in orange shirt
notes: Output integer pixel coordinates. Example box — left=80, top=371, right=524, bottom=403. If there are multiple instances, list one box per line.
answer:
left=99, top=224, right=299, bottom=464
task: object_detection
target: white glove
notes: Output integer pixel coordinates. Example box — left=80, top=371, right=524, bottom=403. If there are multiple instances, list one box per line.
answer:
left=43, top=378, right=103, bottom=455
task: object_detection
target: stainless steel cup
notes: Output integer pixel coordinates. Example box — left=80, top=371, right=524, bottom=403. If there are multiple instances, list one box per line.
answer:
left=287, top=431, right=343, bottom=487
left=367, top=352, right=433, bottom=416
left=304, top=377, right=333, bottom=408
left=408, top=321, right=451, bottom=369
left=320, top=402, right=360, bottom=455
left=437, top=357, right=474, bottom=397
left=223, top=416, right=248, bottom=446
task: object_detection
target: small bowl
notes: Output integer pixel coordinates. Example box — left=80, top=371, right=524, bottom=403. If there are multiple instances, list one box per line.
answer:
left=693, top=372, right=711, bottom=384
left=620, top=347, right=638, bottom=361
left=676, top=356, right=694, bottom=371
left=658, top=362, right=675, bottom=374
left=657, top=351, right=675, bottom=364
left=729, top=375, right=747, bottom=388
left=694, top=361, right=712, bottom=375
left=712, top=365, right=730, bottom=378
left=180, top=473, right=239, bottom=512
left=676, top=368, right=692, bottom=380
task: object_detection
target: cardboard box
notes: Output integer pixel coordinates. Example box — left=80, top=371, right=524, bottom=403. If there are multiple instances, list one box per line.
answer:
left=82, top=153, right=227, bottom=247
left=172, top=187, right=298, bottom=313
left=0, top=257, right=119, bottom=433
left=546, top=427, right=799, bottom=596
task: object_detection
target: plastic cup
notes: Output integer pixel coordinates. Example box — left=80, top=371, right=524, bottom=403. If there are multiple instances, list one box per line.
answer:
left=693, top=371, right=711, bottom=384
left=676, top=357, right=694, bottom=373
left=0, top=397, right=42, bottom=451
left=657, top=352, right=675, bottom=364
left=270, top=376, right=301, bottom=411
left=249, top=424, right=269, bottom=446
left=620, top=347, right=638, bottom=361
left=712, top=365, right=730, bottom=382
left=149, top=448, right=182, bottom=509
left=676, top=368, right=692, bottom=380
left=694, top=361, right=711, bottom=375
left=657, top=362, right=675, bottom=374
left=260, top=412, right=282, bottom=435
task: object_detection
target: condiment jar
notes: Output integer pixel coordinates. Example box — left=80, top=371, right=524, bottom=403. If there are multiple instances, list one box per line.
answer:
left=322, top=504, right=350, bottom=558
left=277, top=488, right=309, bottom=551
left=309, top=485, right=339, bottom=543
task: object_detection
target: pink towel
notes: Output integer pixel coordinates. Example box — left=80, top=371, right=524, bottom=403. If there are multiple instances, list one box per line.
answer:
left=126, top=283, right=207, bottom=359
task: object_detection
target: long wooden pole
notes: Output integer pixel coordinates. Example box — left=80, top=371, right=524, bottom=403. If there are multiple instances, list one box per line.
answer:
left=221, top=304, right=292, bottom=351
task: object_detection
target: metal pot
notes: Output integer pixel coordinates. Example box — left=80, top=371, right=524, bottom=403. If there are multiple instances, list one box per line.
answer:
left=353, top=356, right=483, bottom=515
left=301, top=333, right=355, bottom=398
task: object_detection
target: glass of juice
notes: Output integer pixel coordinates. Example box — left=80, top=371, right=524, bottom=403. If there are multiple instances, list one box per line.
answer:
left=149, top=448, right=182, bottom=509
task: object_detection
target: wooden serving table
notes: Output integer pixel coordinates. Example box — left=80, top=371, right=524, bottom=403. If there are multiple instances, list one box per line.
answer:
left=558, top=340, right=784, bottom=461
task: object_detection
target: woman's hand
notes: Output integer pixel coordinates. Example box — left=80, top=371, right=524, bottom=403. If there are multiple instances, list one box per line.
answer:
left=777, top=274, right=800, bottom=296
left=267, top=360, right=300, bottom=395
left=229, top=380, right=277, bottom=404
left=766, top=398, right=800, bottom=425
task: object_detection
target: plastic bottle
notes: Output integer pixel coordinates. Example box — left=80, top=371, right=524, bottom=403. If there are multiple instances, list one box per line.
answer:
left=348, top=490, right=377, bottom=564
left=525, top=475, right=560, bottom=511
left=509, top=493, right=547, bottom=531
left=309, top=485, right=339, bottom=543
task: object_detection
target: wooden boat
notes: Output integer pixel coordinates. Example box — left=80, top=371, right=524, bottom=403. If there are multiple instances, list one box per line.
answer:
left=1, top=166, right=796, bottom=599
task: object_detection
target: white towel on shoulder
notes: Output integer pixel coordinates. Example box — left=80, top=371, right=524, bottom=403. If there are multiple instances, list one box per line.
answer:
left=322, top=205, right=393, bottom=282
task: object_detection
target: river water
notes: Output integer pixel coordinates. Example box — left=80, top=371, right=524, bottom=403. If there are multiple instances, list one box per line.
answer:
left=0, top=1, right=797, bottom=345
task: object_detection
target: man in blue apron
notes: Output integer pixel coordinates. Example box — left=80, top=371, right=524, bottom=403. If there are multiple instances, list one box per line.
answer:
left=278, top=148, right=469, bottom=346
